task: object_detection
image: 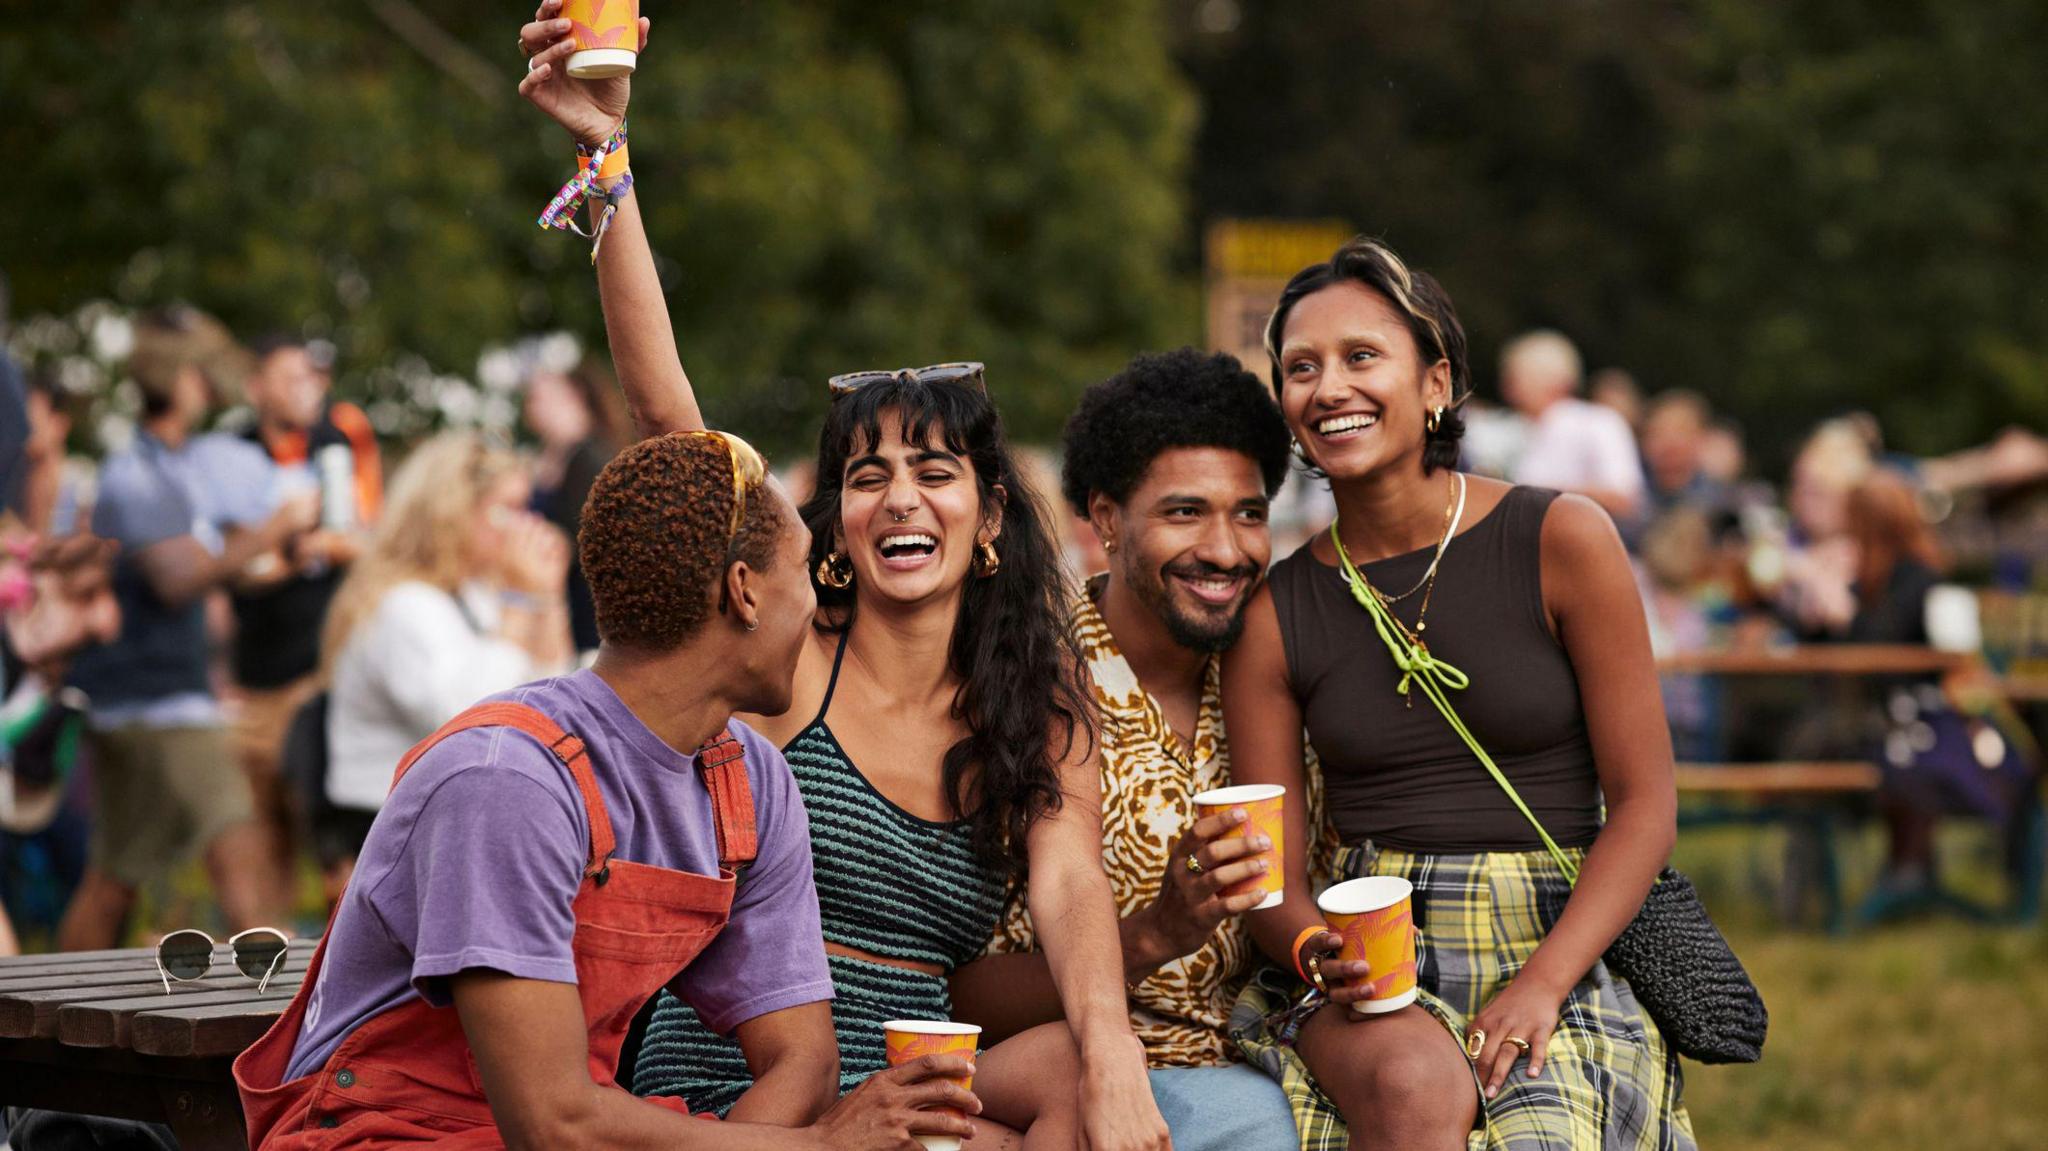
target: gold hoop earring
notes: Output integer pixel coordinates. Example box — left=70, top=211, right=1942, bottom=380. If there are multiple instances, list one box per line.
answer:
left=815, top=551, right=854, bottom=590
left=1427, top=406, right=1444, bottom=434
left=973, top=539, right=1002, bottom=578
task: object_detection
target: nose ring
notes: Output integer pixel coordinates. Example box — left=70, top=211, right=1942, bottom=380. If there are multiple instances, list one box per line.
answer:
left=891, top=508, right=913, bottom=523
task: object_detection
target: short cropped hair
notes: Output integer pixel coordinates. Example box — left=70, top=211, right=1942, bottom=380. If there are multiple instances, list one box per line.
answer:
left=580, top=431, right=784, bottom=651
left=1060, top=347, right=1292, bottom=515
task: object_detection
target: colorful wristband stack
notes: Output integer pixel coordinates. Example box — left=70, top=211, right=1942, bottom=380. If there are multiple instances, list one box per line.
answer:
left=538, top=120, right=634, bottom=263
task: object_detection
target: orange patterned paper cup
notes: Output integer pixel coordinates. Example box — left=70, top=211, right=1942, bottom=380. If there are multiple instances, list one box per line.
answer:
left=1318, top=876, right=1419, bottom=1014
left=883, top=1020, right=981, bottom=1151
left=563, top=0, right=639, bottom=79
left=1190, top=784, right=1286, bottom=910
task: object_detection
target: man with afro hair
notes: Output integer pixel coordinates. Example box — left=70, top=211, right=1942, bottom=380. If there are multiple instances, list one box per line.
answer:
left=955, top=348, right=1307, bottom=1150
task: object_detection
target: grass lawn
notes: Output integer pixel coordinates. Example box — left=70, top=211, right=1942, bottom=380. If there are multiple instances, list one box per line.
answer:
left=1675, top=825, right=2047, bottom=1150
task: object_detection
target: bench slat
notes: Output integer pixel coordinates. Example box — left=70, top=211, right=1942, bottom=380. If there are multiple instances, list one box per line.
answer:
left=1675, top=761, right=1881, bottom=794
left=3, top=972, right=305, bottom=1040
left=56, top=987, right=302, bottom=1050
left=132, top=1001, right=293, bottom=1059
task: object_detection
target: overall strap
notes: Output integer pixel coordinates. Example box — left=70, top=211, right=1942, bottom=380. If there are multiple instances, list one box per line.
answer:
left=389, top=702, right=618, bottom=882
left=693, top=728, right=759, bottom=871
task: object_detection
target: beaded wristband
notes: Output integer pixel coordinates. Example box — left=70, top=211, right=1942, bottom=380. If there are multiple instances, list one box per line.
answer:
left=1290, top=924, right=1327, bottom=985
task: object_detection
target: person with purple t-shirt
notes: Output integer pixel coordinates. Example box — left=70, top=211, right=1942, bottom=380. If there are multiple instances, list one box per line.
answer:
left=233, top=430, right=985, bottom=1151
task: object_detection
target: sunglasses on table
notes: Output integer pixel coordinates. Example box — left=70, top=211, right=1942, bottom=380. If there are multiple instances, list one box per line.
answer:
left=826, top=362, right=987, bottom=398
left=155, top=927, right=291, bottom=995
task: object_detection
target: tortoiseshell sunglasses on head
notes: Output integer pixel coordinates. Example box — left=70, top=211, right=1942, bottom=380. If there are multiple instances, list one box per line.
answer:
left=682, top=429, right=767, bottom=615
left=682, top=429, right=767, bottom=544
left=826, top=361, right=987, bottom=398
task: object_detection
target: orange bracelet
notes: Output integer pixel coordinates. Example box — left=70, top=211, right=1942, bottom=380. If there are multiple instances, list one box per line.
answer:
left=1290, top=924, right=1326, bottom=984
left=595, top=141, right=629, bottom=180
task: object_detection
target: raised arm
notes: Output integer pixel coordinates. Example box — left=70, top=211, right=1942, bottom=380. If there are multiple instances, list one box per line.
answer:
left=1021, top=721, right=1171, bottom=1151
left=518, top=2, right=703, bottom=436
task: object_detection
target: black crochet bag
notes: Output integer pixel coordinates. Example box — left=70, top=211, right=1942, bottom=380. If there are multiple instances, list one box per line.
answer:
left=1602, top=868, right=1768, bottom=1063
left=1330, top=522, right=1767, bottom=1064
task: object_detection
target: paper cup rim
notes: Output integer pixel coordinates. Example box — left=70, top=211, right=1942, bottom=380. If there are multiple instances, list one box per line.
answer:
left=1191, top=783, right=1286, bottom=806
left=883, top=1019, right=983, bottom=1036
left=1318, top=875, right=1414, bottom=915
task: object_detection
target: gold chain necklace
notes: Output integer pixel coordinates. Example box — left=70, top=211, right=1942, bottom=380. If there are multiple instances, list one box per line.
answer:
left=1337, top=473, right=1467, bottom=689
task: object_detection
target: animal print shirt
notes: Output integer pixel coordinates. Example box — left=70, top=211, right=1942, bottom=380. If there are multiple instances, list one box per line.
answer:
left=984, top=579, right=1305, bottom=1068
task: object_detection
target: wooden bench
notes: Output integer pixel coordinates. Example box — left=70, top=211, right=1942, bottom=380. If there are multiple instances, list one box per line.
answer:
left=0, top=941, right=313, bottom=1150
left=1661, top=644, right=2047, bottom=930
left=1674, top=760, right=1881, bottom=933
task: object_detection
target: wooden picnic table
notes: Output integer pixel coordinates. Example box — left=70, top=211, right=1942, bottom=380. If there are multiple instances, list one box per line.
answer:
left=1656, top=643, right=1971, bottom=676
left=1658, top=642, right=2047, bottom=929
left=0, top=940, right=314, bottom=1150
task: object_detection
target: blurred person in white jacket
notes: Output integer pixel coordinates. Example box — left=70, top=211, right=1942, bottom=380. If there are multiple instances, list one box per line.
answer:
left=321, top=433, right=573, bottom=839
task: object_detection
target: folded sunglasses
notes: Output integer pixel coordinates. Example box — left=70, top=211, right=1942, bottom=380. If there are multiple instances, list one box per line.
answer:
left=155, top=927, right=291, bottom=995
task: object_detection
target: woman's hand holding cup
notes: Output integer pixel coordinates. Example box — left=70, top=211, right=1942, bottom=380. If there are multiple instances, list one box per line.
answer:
left=517, top=0, right=650, bottom=147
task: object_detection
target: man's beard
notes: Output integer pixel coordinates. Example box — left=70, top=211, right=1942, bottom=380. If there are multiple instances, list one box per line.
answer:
left=1129, top=559, right=1259, bottom=654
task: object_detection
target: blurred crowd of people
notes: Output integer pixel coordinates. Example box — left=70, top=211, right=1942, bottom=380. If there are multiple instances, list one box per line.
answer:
left=3, top=308, right=2046, bottom=952
left=0, top=308, right=634, bottom=954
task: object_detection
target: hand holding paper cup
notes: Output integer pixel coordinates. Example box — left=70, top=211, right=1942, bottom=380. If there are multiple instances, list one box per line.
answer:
left=883, top=1020, right=981, bottom=1151
left=1317, top=876, right=1419, bottom=1015
left=562, top=0, right=639, bottom=78
left=1190, top=784, right=1286, bottom=910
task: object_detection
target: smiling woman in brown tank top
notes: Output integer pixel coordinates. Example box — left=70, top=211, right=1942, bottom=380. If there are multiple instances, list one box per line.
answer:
left=1220, top=238, right=1693, bottom=1151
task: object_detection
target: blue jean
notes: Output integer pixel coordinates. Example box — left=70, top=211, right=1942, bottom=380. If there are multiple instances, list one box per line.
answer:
left=1148, top=1062, right=1298, bottom=1151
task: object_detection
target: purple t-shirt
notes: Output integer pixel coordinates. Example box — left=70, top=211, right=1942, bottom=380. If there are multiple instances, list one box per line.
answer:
left=284, top=669, right=833, bottom=1079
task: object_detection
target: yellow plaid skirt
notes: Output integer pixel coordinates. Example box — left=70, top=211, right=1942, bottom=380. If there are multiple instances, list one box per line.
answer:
left=1230, top=842, right=1698, bottom=1151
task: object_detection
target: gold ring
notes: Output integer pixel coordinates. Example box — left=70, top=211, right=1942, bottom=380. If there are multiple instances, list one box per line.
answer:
left=1464, top=1029, right=1487, bottom=1059
left=1185, top=854, right=1204, bottom=876
left=1505, top=1037, right=1530, bottom=1053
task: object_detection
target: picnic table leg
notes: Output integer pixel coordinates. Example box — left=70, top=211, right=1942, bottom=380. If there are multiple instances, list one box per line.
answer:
left=156, top=1081, right=249, bottom=1151
left=2005, top=792, right=2045, bottom=925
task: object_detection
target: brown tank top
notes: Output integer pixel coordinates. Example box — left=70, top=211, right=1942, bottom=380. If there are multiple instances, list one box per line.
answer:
left=1269, top=485, right=1602, bottom=853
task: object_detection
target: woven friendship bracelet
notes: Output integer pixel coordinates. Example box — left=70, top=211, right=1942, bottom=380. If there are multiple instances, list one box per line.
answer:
left=538, top=120, right=629, bottom=232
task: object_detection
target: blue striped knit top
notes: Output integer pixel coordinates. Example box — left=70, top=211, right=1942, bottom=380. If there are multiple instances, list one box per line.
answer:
left=632, top=634, right=1009, bottom=1112
left=789, top=633, right=1008, bottom=969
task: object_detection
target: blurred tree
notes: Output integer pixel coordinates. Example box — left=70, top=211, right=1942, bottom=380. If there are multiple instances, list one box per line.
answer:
left=1669, top=0, right=2048, bottom=461
left=1181, top=0, right=2048, bottom=468
left=0, top=0, right=1197, bottom=454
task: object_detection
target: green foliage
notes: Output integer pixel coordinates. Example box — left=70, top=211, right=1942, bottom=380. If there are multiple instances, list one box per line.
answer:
left=0, top=1, right=1196, bottom=455
left=1183, top=0, right=2048, bottom=467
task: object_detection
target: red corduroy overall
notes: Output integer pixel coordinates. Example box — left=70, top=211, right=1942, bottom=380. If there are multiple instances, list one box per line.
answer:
left=233, top=702, right=757, bottom=1148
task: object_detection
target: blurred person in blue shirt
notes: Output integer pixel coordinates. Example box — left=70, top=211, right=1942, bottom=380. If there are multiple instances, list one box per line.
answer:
left=58, top=307, right=318, bottom=952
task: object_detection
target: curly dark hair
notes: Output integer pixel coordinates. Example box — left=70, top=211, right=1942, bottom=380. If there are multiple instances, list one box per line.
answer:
left=1264, top=237, right=1470, bottom=473
left=802, top=379, right=1089, bottom=883
left=1060, top=347, right=1292, bottom=516
left=581, top=431, right=784, bottom=651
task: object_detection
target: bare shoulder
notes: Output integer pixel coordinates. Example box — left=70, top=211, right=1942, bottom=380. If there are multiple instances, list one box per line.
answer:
left=1537, top=490, right=1625, bottom=563
left=1536, top=491, right=1635, bottom=625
